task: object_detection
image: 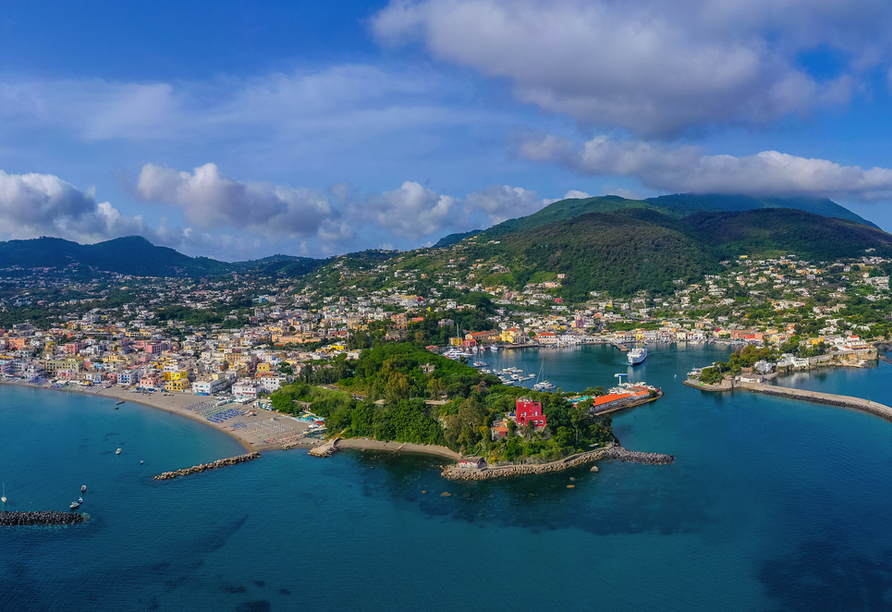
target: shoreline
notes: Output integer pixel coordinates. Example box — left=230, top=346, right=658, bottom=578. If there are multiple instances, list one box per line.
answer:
left=0, top=379, right=315, bottom=453
left=0, top=379, right=461, bottom=463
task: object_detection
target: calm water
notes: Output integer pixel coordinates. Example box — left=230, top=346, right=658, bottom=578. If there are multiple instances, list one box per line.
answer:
left=3, top=345, right=892, bottom=612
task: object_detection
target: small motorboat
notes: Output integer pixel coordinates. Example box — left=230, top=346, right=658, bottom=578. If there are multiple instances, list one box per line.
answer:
left=115, top=448, right=122, bottom=455
left=70, top=500, right=81, bottom=510
left=140, top=460, right=144, bottom=465
left=81, top=485, right=87, bottom=493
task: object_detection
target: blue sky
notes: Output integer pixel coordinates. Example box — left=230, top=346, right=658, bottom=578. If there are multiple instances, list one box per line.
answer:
left=3, top=0, right=892, bottom=261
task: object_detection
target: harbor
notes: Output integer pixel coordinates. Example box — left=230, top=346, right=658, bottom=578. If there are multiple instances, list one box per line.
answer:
left=2, top=344, right=891, bottom=611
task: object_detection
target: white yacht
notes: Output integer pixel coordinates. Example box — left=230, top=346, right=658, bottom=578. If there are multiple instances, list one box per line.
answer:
left=627, top=346, right=648, bottom=365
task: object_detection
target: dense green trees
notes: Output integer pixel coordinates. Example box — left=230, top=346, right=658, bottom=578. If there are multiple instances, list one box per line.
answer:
left=269, top=341, right=616, bottom=461
left=342, top=342, right=498, bottom=400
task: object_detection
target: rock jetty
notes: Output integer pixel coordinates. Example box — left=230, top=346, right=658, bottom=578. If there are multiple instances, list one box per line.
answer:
left=0, top=511, right=86, bottom=526
left=308, top=438, right=340, bottom=458
left=606, top=447, right=674, bottom=465
left=153, top=452, right=261, bottom=480
left=442, top=445, right=673, bottom=481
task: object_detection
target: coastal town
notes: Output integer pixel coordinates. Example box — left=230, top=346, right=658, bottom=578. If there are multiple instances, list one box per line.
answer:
left=2, top=243, right=889, bottom=395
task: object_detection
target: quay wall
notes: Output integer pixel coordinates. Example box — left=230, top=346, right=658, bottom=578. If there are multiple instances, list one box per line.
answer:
left=153, top=452, right=261, bottom=480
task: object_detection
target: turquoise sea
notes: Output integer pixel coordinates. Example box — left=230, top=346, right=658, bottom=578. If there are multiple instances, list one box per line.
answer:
left=3, top=344, right=892, bottom=612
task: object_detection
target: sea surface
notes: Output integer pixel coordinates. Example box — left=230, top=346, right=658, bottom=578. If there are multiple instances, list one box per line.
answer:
left=3, top=344, right=892, bottom=612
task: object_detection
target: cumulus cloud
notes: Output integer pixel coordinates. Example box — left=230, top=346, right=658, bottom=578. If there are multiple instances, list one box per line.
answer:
left=136, top=163, right=335, bottom=238
left=357, top=181, right=561, bottom=237
left=464, top=185, right=544, bottom=224
left=136, top=163, right=562, bottom=247
left=372, top=0, right=889, bottom=136
left=0, top=170, right=150, bottom=242
left=359, top=181, right=457, bottom=239
left=517, top=133, right=892, bottom=200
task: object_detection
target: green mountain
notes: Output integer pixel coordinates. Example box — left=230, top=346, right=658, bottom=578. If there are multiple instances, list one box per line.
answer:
left=471, top=193, right=879, bottom=242
left=230, top=254, right=325, bottom=277
left=678, top=208, right=892, bottom=260
left=0, top=236, right=231, bottom=277
left=0, top=236, right=403, bottom=280
left=427, top=207, right=892, bottom=299
left=644, top=193, right=879, bottom=228
left=490, top=210, right=721, bottom=299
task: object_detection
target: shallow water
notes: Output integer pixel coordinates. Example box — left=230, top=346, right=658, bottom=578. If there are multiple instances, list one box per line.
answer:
left=2, top=346, right=892, bottom=611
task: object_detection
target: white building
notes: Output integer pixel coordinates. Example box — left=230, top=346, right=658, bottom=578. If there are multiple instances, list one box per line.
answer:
left=192, top=378, right=230, bottom=395
left=232, top=380, right=260, bottom=398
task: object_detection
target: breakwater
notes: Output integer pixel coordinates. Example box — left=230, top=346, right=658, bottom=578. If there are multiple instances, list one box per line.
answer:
left=442, top=445, right=673, bottom=481
left=607, top=447, right=675, bottom=465
left=739, top=382, right=892, bottom=423
left=0, top=511, right=85, bottom=526
left=153, top=452, right=261, bottom=480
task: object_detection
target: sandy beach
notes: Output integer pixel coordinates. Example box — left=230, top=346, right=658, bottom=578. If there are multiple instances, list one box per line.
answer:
left=1, top=379, right=463, bottom=463
left=1, top=379, right=318, bottom=453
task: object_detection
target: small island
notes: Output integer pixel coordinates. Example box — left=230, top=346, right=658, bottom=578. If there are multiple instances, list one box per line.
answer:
left=270, top=341, right=668, bottom=476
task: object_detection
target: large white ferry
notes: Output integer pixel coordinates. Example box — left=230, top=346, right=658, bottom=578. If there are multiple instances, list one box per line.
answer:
left=627, top=345, right=648, bottom=365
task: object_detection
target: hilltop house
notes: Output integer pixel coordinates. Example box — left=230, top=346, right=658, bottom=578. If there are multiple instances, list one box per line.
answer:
left=516, top=398, right=547, bottom=429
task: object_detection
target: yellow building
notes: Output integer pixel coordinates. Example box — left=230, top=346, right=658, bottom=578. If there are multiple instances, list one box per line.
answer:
left=163, top=369, right=189, bottom=382
left=164, top=378, right=190, bottom=392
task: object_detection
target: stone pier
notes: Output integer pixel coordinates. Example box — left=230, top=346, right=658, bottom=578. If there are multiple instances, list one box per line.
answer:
left=153, top=452, right=261, bottom=480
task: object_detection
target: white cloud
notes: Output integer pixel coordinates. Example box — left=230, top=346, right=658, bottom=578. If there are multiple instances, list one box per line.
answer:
left=517, top=133, right=892, bottom=201
left=3, top=162, right=568, bottom=258
left=136, top=163, right=335, bottom=237
left=563, top=190, right=591, bottom=200
left=464, top=185, right=544, bottom=224
left=0, top=65, right=493, bottom=150
left=362, top=181, right=458, bottom=239
left=372, top=0, right=889, bottom=136
left=0, top=170, right=146, bottom=242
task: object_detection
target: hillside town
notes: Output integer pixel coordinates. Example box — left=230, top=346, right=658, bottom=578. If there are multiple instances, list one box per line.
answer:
left=1, top=243, right=890, bottom=397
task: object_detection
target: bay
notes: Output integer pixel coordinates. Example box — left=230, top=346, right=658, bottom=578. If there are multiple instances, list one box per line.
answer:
left=2, top=344, right=892, bottom=612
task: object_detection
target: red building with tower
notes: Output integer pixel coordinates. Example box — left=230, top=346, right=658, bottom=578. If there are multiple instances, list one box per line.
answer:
left=516, top=398, right=547, bottom=429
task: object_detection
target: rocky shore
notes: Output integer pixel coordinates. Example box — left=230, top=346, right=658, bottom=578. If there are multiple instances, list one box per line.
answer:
left=0, top=511, right=86, bottom=526
left=442, top=445, right=674, bottom=481
left=153, top=452, right=261, bottom=480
